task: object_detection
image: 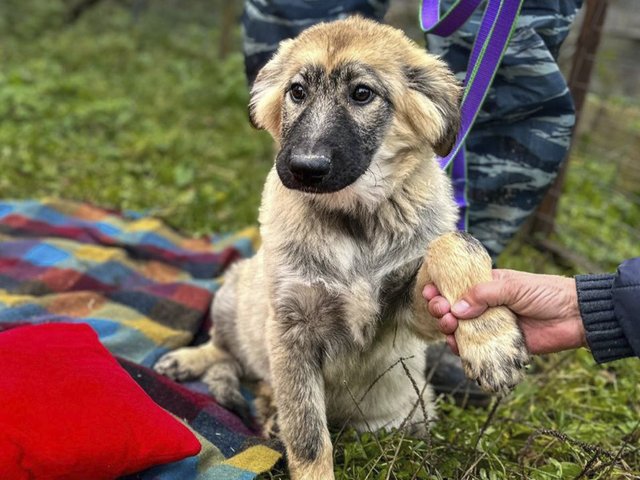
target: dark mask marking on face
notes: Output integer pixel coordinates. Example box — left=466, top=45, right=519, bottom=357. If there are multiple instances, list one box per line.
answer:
left=276, top=63, right=393, bottom=194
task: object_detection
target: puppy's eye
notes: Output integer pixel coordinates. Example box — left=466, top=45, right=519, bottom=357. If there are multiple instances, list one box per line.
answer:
left=289, top=83, right=306, bottom=103
left=351, top=85, right=374, bottom=104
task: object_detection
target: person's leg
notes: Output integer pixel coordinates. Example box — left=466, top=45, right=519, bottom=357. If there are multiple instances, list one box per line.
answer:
left=242, top=0, right=389, bottom=85
left=428, top=1, right=584, bottom=259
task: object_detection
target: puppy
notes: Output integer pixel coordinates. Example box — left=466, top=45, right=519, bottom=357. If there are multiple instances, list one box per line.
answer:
left=155, top=17, right=529, bottom=479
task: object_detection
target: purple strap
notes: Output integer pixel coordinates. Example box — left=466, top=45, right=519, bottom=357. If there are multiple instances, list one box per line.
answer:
left=420, top=0, right=482, bottom=36
left=420, top=0, right=523, bottom=230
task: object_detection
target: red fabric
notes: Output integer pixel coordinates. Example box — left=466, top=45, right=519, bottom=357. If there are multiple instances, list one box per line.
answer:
left=0, top=323, right=201, bottom=480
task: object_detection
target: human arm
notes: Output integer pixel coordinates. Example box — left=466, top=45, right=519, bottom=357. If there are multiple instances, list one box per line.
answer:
left=423, top=259, right=640, bottom=362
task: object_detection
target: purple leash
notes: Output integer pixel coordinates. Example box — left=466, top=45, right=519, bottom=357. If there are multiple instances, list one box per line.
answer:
left=420, top=0, right=524, bottom=231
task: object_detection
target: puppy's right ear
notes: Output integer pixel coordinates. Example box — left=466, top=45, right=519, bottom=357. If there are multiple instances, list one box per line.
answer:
left=248, top=39, right=293, bottom=138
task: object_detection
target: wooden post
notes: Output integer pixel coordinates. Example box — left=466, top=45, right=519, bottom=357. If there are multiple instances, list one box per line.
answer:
left=218, top=2, right=237, bottom=60
left=527, top=0, right=609, bottom=236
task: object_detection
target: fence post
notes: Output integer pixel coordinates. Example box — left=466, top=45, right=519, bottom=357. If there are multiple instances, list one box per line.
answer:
left=526, top=0, right=609, bottom=237
left=218, top=2, right=238, bottom=60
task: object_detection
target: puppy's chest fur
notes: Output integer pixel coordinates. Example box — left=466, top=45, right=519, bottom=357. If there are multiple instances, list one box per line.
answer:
left=267, top=202, right=426, bottom=353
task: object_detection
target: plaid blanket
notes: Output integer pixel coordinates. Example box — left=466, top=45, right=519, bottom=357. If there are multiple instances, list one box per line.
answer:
left=0, top=198, right=282, bottom=479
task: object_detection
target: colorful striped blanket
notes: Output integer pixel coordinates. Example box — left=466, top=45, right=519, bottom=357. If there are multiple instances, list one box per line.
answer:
left=0, top=199, right=282, bottom=479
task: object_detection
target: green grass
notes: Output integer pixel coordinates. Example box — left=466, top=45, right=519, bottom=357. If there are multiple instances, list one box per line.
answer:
left=1, top=2, right=638, bottom=479
left=0, top=0, right=272, bottom=235
left=263, top=351, right=639, bottom=479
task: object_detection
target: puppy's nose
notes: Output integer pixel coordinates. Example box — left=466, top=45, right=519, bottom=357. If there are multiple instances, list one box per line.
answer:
left=289, top=154, right=331, bottom=184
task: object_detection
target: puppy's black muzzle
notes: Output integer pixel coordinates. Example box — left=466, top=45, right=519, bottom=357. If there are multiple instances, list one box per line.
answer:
left=276, top=104, right=373, bottom=194
left=289, top=154, right=331, bottom=185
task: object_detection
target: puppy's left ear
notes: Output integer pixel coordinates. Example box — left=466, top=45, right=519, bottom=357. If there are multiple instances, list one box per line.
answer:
left=403, top=60, right=462, bottom=157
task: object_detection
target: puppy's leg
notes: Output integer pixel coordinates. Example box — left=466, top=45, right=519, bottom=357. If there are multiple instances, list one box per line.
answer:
left=201, top=346, right=252, bottom=424
left=423, top=232, right=530, bottom=394
left=254, top=381, right=279, bottom=438
left=154, top=341, right=220, bottom=381
left=155, top=337, right=252, bottom=423
left=268, top=322, right=334, bottom=480
left=155, top=261, right=241, bottom=382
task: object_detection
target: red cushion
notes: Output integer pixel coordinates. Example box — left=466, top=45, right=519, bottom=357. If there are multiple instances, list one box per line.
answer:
left=0, top=323, right=200, bottom=479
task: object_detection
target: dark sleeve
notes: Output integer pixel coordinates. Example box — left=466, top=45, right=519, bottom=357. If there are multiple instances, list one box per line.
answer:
left=575, top=258, right=640, bottom=363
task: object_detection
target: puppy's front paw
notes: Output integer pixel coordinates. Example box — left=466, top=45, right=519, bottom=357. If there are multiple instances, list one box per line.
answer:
left=154, top=347, right=209, bottom=381
left=457, top=307, right=529, bottom=395
left=425, top=232, right=530, bottom=395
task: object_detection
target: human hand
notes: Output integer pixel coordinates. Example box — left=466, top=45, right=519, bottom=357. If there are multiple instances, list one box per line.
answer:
left=423, top=269, right=586, bottom=355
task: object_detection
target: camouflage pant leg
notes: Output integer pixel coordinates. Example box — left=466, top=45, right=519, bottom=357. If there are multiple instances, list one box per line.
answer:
left=428, top=0, right=583, bottom=258
left=242, top=0, right=389, bottom=84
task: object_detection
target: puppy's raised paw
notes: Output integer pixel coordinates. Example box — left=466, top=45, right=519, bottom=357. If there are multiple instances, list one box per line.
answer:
left=457, top=306, right=530, bottom=395
left=425, top=231, right=530, bottom=394
left=154, top=346, right=211, bottom=381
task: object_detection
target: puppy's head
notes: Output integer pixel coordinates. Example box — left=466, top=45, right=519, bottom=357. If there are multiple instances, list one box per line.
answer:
left=249, top=17, right=461, bottom=201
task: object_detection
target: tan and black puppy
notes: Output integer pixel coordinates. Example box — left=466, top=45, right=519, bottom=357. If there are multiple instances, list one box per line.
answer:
left=155, top=17, right=529, bottom=479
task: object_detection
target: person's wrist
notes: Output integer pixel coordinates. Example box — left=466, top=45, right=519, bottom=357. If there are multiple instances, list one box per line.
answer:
left=562, top=277, right=587, bottom=349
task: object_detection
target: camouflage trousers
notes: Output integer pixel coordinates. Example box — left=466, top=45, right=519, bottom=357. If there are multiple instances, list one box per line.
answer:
left=242, top=0, right=583, bottom=258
